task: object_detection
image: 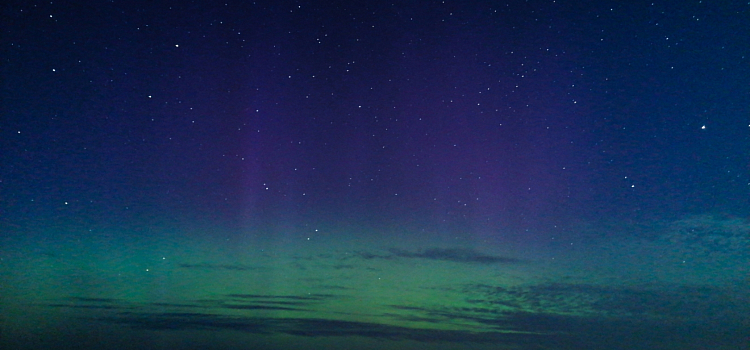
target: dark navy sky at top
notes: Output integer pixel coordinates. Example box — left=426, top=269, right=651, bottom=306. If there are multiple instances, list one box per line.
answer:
left=2, top=0, right=749, bottom=235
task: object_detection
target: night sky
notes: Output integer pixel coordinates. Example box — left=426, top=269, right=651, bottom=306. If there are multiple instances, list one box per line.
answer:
left=4, top=0, right=748, bottom=236
left=3, top=1, right=750, bottom=349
